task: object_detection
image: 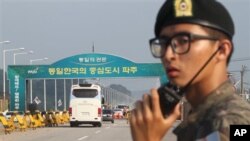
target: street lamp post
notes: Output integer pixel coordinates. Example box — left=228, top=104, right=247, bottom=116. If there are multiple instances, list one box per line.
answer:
left=0, top=40, right=11, bottom=111
left=29, top=58, right=48, bottom=65
left=3, top=47, right=24, bottom=111
left=29, top=57, right=48, bottom=104
left=14, top=50, right=34, bottom=65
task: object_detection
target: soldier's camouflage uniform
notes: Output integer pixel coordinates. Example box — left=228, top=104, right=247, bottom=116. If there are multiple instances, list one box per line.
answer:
left=173, top=81, right=250, bottom=141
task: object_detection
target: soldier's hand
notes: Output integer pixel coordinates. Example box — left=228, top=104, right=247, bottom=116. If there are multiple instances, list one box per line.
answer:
left=129, top=88, right=181, bottom=141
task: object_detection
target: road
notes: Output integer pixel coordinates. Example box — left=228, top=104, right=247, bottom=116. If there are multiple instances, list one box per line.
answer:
left=0, top=119, right=179, bottom=141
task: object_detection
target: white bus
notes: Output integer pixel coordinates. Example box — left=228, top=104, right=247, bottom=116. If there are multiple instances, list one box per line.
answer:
left=69, top=84, right=102, bottom=127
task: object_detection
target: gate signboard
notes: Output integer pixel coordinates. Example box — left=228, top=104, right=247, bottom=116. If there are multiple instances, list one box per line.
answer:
left=8, top=53, right=166, bottom=111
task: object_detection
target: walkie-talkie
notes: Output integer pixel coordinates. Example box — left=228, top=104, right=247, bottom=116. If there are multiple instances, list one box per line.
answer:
left=158, top=83, right=182, bottom=117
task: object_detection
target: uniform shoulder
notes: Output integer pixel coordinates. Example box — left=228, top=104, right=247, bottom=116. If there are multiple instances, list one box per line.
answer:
left=212, top=97, right=250, bottom=127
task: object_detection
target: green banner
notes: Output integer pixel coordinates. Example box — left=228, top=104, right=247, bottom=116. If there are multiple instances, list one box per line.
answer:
left=8, top=53, right=167, bottom=111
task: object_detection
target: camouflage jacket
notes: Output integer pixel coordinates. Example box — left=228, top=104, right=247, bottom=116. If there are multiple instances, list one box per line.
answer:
left=173, top=81, right=250, bottom=141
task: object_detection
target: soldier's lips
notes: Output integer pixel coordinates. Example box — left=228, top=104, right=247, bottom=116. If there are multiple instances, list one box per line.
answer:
left=167, top=68, right=180, bottom=78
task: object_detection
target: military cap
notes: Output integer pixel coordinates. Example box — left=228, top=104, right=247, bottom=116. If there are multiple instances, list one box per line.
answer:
left=155, top=0, right=234, bottom=39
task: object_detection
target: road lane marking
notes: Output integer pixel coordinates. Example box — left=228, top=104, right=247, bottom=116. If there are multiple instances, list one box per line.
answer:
left=77, top=136, right=88, bottom=140
left=105, top=127, right=110, bottom=129
left=95, top=130, right=101, bottom=134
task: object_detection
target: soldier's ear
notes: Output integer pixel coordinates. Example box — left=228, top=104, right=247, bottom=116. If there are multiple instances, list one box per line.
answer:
left=217, top=40, right=232, bottom=62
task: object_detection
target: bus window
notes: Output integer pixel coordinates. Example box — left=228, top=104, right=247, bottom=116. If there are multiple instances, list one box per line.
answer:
left=72, top=89, right=98, bottom=98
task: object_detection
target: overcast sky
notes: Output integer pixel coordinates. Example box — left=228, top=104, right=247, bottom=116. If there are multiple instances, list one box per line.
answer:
left=0, top=0, right=249, bottom=91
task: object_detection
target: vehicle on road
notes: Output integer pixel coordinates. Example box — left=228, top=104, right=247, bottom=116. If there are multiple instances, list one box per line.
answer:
left=115, top=104, right=130, bottom=117
left=102, top=109, right=114, bottom=123
left=116, top=104, right=129, bottom=111
left=113, top=109, right=123, bottom=119
left=69, top=84, right=102, bottom=127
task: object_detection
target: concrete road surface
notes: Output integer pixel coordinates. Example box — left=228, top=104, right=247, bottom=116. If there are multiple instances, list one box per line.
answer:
left=0, top=119, right=180, bottom=141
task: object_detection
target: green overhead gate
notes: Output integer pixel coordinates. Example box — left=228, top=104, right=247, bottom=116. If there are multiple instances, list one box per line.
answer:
left=8, top=53, right=166, bottom=111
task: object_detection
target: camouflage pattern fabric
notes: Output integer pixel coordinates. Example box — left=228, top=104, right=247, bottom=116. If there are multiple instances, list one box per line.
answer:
left=173, top=81, right=250, bottom=141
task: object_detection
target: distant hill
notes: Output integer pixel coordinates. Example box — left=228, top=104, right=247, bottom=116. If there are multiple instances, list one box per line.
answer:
left=109, top=84, right=131, bottom=96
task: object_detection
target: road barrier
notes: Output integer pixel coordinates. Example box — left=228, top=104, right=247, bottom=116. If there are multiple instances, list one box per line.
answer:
left=0, top=110, right=70, bottom=134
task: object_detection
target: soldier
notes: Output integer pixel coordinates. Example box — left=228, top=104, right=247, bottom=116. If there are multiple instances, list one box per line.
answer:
left=129, top=0, right=250, bottom=141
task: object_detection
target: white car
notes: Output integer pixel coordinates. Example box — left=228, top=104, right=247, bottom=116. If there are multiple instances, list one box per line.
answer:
left=113, top=109, right=124, bottom=119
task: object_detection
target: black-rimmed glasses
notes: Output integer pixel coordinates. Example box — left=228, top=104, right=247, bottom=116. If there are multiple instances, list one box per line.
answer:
left=149, top=32, right=219, bottom=58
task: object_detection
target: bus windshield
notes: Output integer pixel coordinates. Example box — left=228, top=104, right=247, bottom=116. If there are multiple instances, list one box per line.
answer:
left=73, top=89, right=98, bottom=98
